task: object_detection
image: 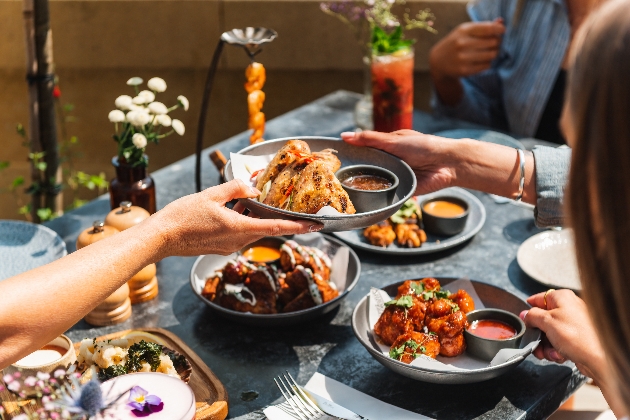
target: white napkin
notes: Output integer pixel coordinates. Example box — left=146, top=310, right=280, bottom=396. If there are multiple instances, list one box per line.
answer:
left=263, top=372, right=431, bottom=420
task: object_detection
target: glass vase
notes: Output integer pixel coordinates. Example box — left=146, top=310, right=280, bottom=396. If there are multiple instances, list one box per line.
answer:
left=372, top=47, right=414, bottom=132
left=354, top=55, right=374, bottom=130
left=109, top=157, right=156, bottom=214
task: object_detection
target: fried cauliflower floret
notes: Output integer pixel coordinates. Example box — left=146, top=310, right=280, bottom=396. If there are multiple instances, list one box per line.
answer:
left=77, top=338, right=96, bottom=365
left=92, top=344, right=127, bottom=369
left=157, top=354, right=180, bottom=378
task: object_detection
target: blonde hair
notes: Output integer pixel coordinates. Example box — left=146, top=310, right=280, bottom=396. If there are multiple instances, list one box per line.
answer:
left=566, top=0, right=630, bottom=411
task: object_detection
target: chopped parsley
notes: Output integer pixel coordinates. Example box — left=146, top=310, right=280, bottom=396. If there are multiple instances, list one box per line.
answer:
left=410, top=282, right=424, bottom=295
left=384, top=295, right=413, bottom=309
left=422, top=291, right=434, bottom=301
left=436, top=290, right=451, bottom=299
left=389, top=340, right=426, bottom=361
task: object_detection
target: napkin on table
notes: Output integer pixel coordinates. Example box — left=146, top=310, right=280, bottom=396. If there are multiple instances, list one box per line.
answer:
left=263, top=372, right=432, bottom=420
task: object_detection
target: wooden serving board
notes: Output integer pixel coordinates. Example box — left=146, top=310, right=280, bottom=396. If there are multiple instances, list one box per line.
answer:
left=73, top=328, right=228, bottom=420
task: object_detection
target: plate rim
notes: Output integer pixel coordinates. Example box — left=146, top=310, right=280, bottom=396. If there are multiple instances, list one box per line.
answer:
left=332, top=187, right=486, bottom=255
left=224, top=136, right=417, bottom=221
left=189, top=234, right=361, bottom=319
left=516, top=229, right=581, bottom=291
left=351, top=277, right=540, bottom=376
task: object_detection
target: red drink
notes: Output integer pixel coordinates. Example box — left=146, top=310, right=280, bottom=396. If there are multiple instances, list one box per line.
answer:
left=371, top=48, right=414, bottom=132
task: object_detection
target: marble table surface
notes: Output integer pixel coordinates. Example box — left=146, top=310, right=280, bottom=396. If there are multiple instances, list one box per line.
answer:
left=47, top=90, right=584, bottom=419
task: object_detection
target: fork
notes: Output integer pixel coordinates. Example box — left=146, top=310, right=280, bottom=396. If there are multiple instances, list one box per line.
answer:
left=273, top=371, right=362, bottom=420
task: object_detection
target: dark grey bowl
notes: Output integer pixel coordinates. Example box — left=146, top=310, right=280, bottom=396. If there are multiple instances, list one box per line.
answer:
left=335, top=165, right=399, bottom=213
left=239, top=236, right=286, bottom=264
left=421, top=196, right=470, bottom=236
left=224, top=137, right=417, bottom=232
left=190, top=235, right=361, bottom=326
left=464, top=309, right=526, bottom=361
left=352, top=278, right=541, bottom=384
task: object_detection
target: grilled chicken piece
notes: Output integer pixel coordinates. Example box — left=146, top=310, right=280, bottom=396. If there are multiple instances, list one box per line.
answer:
left=290, top=159, right=356, bottom=214
left=312, top=149, right=342, bottom=173
left=255, top=140, right=310, bottom=191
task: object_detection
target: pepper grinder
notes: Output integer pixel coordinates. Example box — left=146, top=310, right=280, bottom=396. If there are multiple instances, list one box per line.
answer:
left=105, top=201, right=158, bottom=303
left=77, top=221, right=132, bottom=326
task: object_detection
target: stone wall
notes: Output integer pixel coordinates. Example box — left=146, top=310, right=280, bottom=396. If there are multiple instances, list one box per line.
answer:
left=0, top=0, right=468, bottom=219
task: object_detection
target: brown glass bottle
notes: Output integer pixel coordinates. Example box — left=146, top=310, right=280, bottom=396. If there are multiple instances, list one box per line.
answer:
left=109, top=157, right=157, bottom=214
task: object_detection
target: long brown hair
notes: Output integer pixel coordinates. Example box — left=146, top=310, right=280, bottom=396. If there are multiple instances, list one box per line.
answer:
left=566, top=0, right=630, bottom=410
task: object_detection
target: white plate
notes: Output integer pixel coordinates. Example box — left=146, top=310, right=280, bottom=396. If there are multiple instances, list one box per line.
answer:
left=517, top=229, right=581, bottom=291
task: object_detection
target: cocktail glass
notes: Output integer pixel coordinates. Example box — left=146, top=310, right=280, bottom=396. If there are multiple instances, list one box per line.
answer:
left=371, top=48, right=414, bottom=132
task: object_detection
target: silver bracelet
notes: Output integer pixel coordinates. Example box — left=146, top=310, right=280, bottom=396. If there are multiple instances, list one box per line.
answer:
left=514, top=149, right=525, bottom=202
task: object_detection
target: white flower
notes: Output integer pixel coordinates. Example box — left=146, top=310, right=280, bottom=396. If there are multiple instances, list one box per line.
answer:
left=172, top=119, right=185, bottom=135
left=126, top=111, right=151, bottom=127
left=148, top=101, right=168, bottom=115
left=129, top=104, right=149, bottom=113
left=108, top=110, right=125, bottom=123
left=115, top=95, right=133, bottom=110
left=138, top=90, right=155, bottom=103
left=147, top=77, right=167, bottom=92
left=132, top=96, right=145, bottom=105
left=132, top=133, right=148, bottom=149
left=177, top=95, right=189, bottom=111
left=126, top=77, right=143, bottom=86
left=154, top=114, right=172, bottom=127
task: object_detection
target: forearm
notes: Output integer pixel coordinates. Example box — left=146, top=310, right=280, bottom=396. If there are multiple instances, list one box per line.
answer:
left=445, top=139, right=537, bottom=204
left=0, top=216, right=165, bottom=368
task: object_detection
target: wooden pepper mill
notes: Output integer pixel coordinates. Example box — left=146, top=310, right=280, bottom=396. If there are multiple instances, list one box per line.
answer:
left=77, top=221, right=132, bottom=326
left=105, top=201, right=158, bottom=304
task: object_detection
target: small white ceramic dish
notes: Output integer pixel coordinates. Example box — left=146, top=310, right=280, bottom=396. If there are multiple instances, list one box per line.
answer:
left=517, top=229, right=581, bottom=291
left=5, top=334, right=77, bottom=377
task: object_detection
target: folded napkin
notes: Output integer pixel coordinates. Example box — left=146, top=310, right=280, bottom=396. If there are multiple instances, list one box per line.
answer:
left=264, top=372, right=431, bottom=420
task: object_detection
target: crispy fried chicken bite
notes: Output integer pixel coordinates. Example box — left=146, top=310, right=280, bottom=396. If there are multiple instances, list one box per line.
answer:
left=448, top=289, right=475, bottom=314
left=279, top=240, right=331, bottom=280
left=283, top=289, right=316, bottom=312
left=374, top=304, right=414, bottom=346
left=216, top=283, right=277, bottom=314
left=439, top=333, right=467, bottom=357
left=396, top=278, right=441, bottom=299
left=390, top=332, right=440, bottom=363
left=426, top=299, right=468, bottom=357
left=395, top=222, right=427, bottom=248
left=223, top=258, right=253, bottom=284
left=364, top=221, right=396, bottom=247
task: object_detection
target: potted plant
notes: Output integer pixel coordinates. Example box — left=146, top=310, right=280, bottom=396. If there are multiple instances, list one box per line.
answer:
left=107, top=77, right=188, bottom=213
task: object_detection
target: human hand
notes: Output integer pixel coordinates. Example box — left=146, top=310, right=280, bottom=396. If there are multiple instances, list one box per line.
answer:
left=520, top=289, right=606, bottom=379
left=150, top=179, right=322, bottom=257
left=429, top=19, right=505, bottom=81
left=341, top=130, right=457, bottom=195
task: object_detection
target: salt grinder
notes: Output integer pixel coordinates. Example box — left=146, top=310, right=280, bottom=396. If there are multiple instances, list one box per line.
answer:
left=77, top=221, right=132, bottom=326
left=105, top=201, right=158, bottom=303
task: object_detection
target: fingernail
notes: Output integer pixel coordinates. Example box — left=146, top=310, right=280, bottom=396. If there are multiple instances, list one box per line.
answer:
left=519, top=310, right=528, bottom=321
left=340, top=132, right=356, bottom=139
left=549, top=350, right=562, bottom=361
left=309, top=224, right=324, bottom=233
left=249, top=186, right=261, bottom=196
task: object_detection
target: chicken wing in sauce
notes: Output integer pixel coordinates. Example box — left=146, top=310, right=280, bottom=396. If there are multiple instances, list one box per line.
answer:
left=425, top=299, right=468, bottom=357
left=374, top=304, right=414, bottom=346
left=448, top=289, right=475, bottom=314
left=390, top=332, right=440, bottom=363
left=364, top=221, right=396, bottom=247
left=290, top=159, right=355, bottom=214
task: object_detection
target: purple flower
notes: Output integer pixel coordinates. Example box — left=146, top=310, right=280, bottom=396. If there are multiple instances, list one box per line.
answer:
left=127, top=386, right=163, bottom=414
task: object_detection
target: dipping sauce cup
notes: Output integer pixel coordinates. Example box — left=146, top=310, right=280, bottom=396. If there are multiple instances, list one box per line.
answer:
left=464, top=308, right=526, bottom=361
left=240, top=236, right=285, bottom=264
left=336, top=165, right=399, bottom=213
left=421, top=196, right=470, bottom=236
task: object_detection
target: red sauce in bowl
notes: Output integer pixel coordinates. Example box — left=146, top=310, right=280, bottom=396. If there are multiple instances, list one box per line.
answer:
left=468, top=319, right=517, bottom=340
left=342, top=175, right=393, bottom=191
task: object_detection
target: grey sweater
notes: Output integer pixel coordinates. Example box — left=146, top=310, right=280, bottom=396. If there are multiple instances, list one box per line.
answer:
left=531, top=146, right=572, bottom=227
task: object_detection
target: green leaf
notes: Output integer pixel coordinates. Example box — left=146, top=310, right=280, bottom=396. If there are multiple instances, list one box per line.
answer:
left=0, top=161, right=9, bottom=171
left=37, top=208, right=55, bottom=221
left=11, top=176, right=24, bottom=190
left=384, top=295, right=414, bottom=309
left=410, top=282, right=424, bottom=295
left=435, top=290, right=451, bottom=299
left=422, top=291, right=434, bottom=301
left=390, top=199, right=420, bottom=224
left=16, top=123, right=26, bottom=138
left=371, top=25, right=415, bottom=55
left=18, top=204, right=31, bottom=216
left=36, top=162, right=47, bottom=172
left=389, top=344, right=405, bottom=360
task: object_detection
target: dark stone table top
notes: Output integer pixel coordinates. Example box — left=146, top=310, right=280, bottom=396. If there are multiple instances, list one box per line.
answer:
left=47, top=91, right=584, bottom=420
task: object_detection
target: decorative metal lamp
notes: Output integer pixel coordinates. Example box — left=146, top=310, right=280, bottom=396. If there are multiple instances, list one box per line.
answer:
left=195, top=27, right=278, bottom=192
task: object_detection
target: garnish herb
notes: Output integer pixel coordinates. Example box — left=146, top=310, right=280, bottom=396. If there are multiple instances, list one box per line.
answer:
left=372, top=26, right=414, bottom=55
left=389, top=339, right=426, bottom=361
left=410, top=282, right=424, bottom=295
left=422, top=291, right=434, bottom=301
left=390, top=198, right=421, bottom=225
left=435, top=290, right=451, bottom=299
left=384, top=295, right=413, bottom=309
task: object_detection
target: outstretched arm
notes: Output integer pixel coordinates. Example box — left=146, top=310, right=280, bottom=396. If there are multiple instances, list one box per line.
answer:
left=341, top=130, right=537, bottom=203
left=0, top=180, right=320, bottom=369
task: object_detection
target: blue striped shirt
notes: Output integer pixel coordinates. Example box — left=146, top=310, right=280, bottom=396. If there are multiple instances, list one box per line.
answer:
left=432, top=0, right=571, bottom=137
